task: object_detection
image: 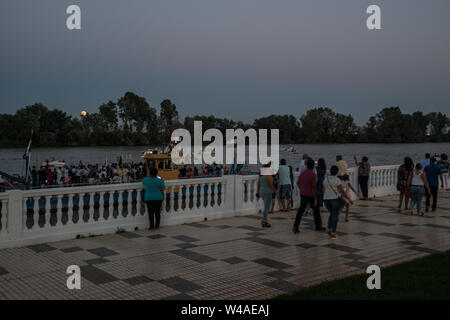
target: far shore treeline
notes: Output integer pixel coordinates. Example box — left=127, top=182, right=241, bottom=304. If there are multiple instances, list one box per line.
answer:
left=0, top=92, right=449, bottom=148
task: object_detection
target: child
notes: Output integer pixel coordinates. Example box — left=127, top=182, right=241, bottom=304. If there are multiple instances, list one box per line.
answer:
left=341, top=174, right=357, bottom=222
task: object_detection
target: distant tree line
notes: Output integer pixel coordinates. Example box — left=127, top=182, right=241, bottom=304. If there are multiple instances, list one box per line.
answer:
left=0, top=91, right=449, bottom=148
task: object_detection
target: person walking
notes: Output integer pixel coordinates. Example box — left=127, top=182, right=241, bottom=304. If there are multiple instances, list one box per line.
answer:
left=288, top=165, right=294, bottom=211
left=336, top=155, right=348, bottom=178
left=315, top=158, right=327, bottom=208
left=341, top=174, right=357, bottom=222
left=354, top=156, right=371, bottom=200
left=397, top=157, right=414, bottom=210
left=323, top=165, right=346, bottom=239
left=278, top=159, right=292, bottom=212
left=292, top=159, right=325, bottom=234
left=142, top=168, right=165, bottom=230
left=424, top=157, right=443, bottom=212
left=421, top=153, right=431, bottom=169
left=407, top=163, right=430, bottom=216
left=256, top=163, right=276, bottom=228
left=437, top=153, right=449, bottom=190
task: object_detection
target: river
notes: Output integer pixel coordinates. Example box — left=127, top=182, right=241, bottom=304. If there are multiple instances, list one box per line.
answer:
left=1, top=143, right=449, bottom=175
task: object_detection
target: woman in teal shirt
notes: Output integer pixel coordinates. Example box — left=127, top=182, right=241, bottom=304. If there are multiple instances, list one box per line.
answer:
left=257, top=163, right=277, bottom=228
left=142, top=168, right=165, bottom=230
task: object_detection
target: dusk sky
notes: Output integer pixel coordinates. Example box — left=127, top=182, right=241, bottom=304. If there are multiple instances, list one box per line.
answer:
left=1, top=0, right=449, bottom=124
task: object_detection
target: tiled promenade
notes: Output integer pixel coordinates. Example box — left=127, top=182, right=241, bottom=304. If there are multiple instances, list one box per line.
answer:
left=0, top=192, right=449, bottom=300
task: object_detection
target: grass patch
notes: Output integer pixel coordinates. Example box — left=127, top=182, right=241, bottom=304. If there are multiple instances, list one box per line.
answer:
left=273, top=251, right=450, bottom=300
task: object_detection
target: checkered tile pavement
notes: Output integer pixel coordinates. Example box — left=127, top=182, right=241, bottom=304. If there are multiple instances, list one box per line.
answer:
left=0, top=192, right=449, bottom=300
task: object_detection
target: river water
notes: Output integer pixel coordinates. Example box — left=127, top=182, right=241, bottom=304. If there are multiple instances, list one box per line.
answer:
left=1, top=143, right=449, bottom=175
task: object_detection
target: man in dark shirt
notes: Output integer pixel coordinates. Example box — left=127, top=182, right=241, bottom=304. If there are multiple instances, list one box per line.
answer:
left=292, top=159, right=325, bottom=233
left=424, top=157, right=443, bottom=212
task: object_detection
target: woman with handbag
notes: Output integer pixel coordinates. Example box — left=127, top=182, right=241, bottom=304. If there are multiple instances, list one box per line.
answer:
left=142, top=168, right=165, bottom=230
left=323, top=165, right=347, bottom=239
left=397, top=157, right=414, bottom=210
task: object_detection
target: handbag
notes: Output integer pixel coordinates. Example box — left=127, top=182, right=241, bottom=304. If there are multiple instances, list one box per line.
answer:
left=149, top=177, right=165, bottom=199
left=327, top=176, right=346, bottom=207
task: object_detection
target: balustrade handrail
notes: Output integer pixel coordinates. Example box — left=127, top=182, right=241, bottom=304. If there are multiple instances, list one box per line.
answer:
left=0, top=164, right=404, bottom=249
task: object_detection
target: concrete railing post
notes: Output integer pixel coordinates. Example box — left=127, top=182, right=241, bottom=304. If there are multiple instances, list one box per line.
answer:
left=7, top=190, right=24, bottom=241
left=223, top=175, right=236, bottom=213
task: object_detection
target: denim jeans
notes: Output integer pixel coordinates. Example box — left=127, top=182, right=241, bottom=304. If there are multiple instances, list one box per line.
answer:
left=358, top=176, right=369, bottom=198
left=261, top=194, right=272, bottom=221
left=324, top=198, right=340, bottom=233
left=426, top=186, right=438, bottom=211
left=409, top=185, right=425, bottom=215
left=293, top=195, right=322, bottom=230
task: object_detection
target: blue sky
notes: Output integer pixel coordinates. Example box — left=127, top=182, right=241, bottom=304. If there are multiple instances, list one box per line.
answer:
left=1, top=0, right=449, bottom=124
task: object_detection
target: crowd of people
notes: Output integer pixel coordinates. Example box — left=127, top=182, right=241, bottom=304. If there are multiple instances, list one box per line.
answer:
left=29, top=162, right=149, bottom=188
left=397, top=153, right=449, bottom=215
left=257, top=152, right=449, bottom=240
left=0, top=161, right=239, bottom=191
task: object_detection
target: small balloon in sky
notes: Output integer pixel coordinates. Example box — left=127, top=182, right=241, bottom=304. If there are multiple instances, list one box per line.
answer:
left=81, top=110, right=87, bottom=117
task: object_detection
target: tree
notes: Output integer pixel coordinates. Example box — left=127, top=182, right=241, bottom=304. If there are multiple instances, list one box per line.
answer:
left=160, top=99, right=181, bottom=144
left=99, top=101, right=118, bottom=132
left=253, top=115, right=302, bottom=144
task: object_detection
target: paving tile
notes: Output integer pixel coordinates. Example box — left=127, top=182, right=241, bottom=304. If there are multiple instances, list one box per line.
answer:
left=407, top=246, right=440, bottom=254
left=265, top=270, right=295, bottom=279
left=169, top=249, right=216, bottom=264
left=27, top=244, right=57, bottom=253
left=80, top=265, right=119, bottom=285
left=263, top=279, right=302, bottom=293
left=424, top=224, right=450, bottom=230
left=60, top=246, right=84, bottom=253
left=186, top=222, right=210, bottom=229
left=0, top=266, right=8, bottom=276
left=84, top=258, right=109, bottom=265
left=344, top=261, right=368, bottom=270
left=246, top=231, right=265, bottom=237
left=215, top=225, right=232, bottom=229
left=148, top=234, right=166, bottom=239
left=123, top=275, right=153, bottom=286
left=175, top=243, right=198, bottom=249
left=341, top=253, right=367, bottom=260
left=354, top=232, right=372, bottom=237
left=222, top=257, right=246, bottom=265
left=399, top=240, right=423, bottom=246
left=117, top=232, right=143, bottom=239
left=253, top=258, right=293, bottom=270
left=172, top=235, right=200, bottom=243
left=159, top=276, right=203, bottom=293
left=296, top=243, right=317, bottom=249
left=322, top=244, right=361, bottom=253
left=244, top=215, right=261, bottom=220
left=161, top=293, right=196, bottom=300
left=246, top=237, right=290, bottom=248
left=87, top=247, right=119, bottom=258
left=356, top=219, right=395, bottom=226
left=238, top=225, right=261, bottom=232
left=379, top=232, right=414, bottom=240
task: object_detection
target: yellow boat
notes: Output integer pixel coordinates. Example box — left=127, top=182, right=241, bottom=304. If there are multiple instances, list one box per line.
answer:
left=141, top=149, right=179, bottom=181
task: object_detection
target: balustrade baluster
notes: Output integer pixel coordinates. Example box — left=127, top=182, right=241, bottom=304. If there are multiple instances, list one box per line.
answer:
left=56, top=195, right=63, bottom=227
left=0, top=200, right=7, bottom=234
left=168, top=186, right=174, bottom=213
left=99, top=191, right=105, bottom=222
left=127, top=190, right=132, bottom=217
left=177, top=185, right=183, bottom=212
left=118, top=190, right=124, bottom=218
left=44, top=196, right=51, bottom=229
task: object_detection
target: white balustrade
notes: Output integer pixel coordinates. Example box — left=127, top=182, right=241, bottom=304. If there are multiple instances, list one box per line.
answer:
left=0, top=196, right=8, bottom=236
left=0, top=165, right=401, bottom=249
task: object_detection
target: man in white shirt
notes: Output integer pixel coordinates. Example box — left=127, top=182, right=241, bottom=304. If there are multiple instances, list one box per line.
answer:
left=298, top=154, right=309, bottom=172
